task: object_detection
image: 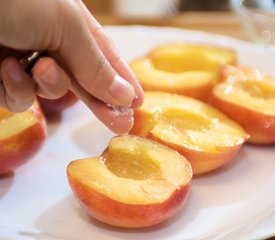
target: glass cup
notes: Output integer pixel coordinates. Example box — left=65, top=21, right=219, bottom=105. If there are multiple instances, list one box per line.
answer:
left=231, top=0, right=275, bottom=47
left=112, top=0, right=179, bottom=19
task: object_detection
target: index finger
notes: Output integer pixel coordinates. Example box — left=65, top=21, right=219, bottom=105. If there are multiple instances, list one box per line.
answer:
left=76, top=0, right=144, bottom=108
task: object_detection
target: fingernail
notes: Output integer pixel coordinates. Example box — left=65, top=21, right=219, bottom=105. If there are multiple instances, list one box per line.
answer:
left=108, top=75, right=135, bottom=105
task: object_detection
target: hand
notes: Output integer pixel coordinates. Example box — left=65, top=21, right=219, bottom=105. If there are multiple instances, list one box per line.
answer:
left=0, top=0, right=143, bottom=134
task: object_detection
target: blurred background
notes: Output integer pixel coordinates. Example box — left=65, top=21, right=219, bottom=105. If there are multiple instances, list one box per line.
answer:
left=82, top=0, right=275, bottom=48
left=82, top=0, right=246, bottom=39
left=83, top=0, right=231, bottom=14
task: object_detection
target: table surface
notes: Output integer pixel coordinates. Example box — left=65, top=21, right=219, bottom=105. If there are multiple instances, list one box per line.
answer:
left=95, top=11, right=248, bottom=41
left=96, top=11, right=275, bottom=240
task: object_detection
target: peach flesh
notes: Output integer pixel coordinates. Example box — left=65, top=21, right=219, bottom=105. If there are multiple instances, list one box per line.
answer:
left=130, top=92, right=248, bottom=174
left=67, top=135, right=192, bottom=227
left=0, top=103, right=46, bottom=174
left=211, top=65, right=275, bottom=144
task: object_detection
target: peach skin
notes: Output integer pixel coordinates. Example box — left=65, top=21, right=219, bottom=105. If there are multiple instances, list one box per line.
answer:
left=130, top=43, right=237, bottom=101
left=67, top=135, right=192, bottom=228
left=210, top=65, right=275, bottom=144
left=0, top=100, right=47, bottom=174
left=130, top=91, right=248, bottom=174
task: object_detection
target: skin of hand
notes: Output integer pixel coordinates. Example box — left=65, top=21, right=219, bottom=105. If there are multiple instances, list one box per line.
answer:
left=0, top=0, right=144, bottom=134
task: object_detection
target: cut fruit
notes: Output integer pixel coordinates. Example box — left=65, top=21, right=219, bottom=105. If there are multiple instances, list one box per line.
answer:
left=130, top=43, right=237, bottom=100
left=211, top=65, right=275, bottom=144
left=130, top=92, right=248, bottom=174
left=67, top=135, right=192, bottom=228
left=0, top=101, right=47, bottom=174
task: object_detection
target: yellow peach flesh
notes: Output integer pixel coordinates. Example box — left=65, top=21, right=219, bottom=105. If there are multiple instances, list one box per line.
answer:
left=0, top=111, right=37, bottom=140
left=0, top=109, right=13, bottom=119
left=68, top=135, right=192, bottom=205
left=139, top=92, right=247, bottom=152
left=104, top=151, right=162, bottom=180
left=214, top=78, right=275, bottom=115
left=0, top=103, right=46, bottom=175
left=130, top=58, right=213, bottom=88
left=130, top=43, right=236, bottom=100
left=129, top=92, right=248, bottom=174
left=152, top=113, right=245, bottom=153
left=149, top=44, right=235, bottom=73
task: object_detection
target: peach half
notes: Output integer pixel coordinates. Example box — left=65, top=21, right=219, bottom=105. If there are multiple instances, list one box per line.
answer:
left=130, top=92, right=248, bottom=175
left=210, top=65, right=275, bottom=144
left=0, top=101, right=47, bottom=174
left=130, top=43, right=237, bottom=100
left=67, top=135, right=192, bottom=228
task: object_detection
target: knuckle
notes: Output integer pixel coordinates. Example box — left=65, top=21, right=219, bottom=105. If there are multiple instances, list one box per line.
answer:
left=93, top=25, right=104, bottom=35
left=110, top=55, right=123, bottom=69
left=6, top=94, right=33, bottom=112
left=3, top=81, right=35, bottom=111
left=91, top=57, right=113, bottom=87
left=0, top=82, right=8, bottom=109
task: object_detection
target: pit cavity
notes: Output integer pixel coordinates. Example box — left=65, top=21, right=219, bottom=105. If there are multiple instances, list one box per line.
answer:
left=151, top=50, right=219, bottom=73
left=160, top=109, right=211, bottom=132
left=236, top=80, right=275, bottom=100
left=103, top=151, right=162, bottom=180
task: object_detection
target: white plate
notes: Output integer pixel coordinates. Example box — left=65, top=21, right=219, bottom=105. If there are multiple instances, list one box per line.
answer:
left=1, top=26, right=275, bottom=240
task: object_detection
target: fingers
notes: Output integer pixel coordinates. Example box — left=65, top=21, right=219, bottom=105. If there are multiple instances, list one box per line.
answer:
left=32, top=57, right=70, bottom=99
left=76, top=0, right=144, bottom=108
left=33, top=53, right=135, bottom=133
left=0, top=57, right=35, bottom=111
left=57, top=2, right=137, bottom=108
left=1, top=1, right=132, bottom=107
left=0, top=53, right=134, bottom=133
left=0, top=56, right=71, bottom=112
left=0, top=1, right=141, bottom=134
left=56, top=7, right=136, bottom=132
left=70, top=79, right=134, bottom=134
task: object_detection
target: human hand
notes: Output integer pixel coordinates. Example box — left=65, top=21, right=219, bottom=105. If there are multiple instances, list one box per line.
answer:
left=0, top=0, right=143, bottom=134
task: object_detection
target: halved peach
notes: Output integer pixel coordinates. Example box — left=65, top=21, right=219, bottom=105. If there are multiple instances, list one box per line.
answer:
left=130, top=43, right=237, bottom=100
left=210, top=65, right=275, bottom=144
left=67, top=135, right=192, bottom=228
left=0, top=101, right=47, bottom=174
left=130, top=92, right=248, bottom=175
left=38, top=90, right=78, bottom=116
